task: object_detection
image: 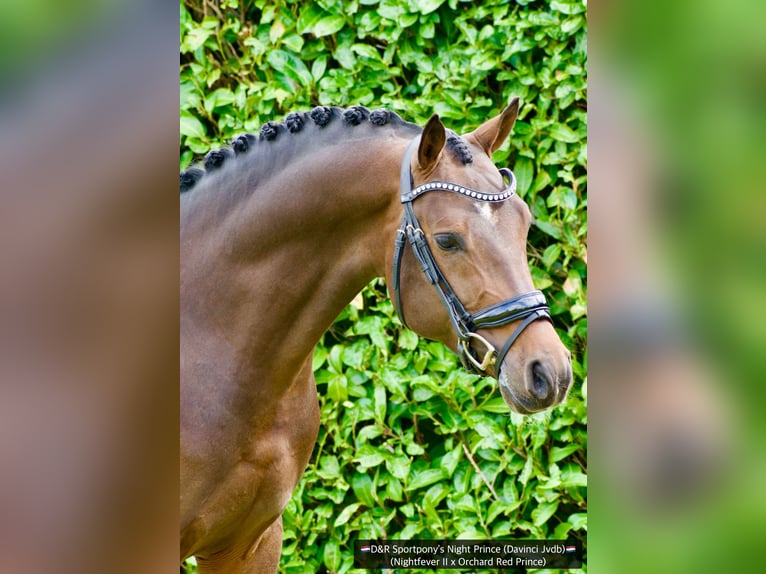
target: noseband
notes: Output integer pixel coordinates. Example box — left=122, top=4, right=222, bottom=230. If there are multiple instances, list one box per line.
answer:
left=391, top=137, right=552, bottom=377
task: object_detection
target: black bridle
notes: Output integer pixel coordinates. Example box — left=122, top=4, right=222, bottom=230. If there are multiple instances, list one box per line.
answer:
left=391, top=137, right=552, bottom=377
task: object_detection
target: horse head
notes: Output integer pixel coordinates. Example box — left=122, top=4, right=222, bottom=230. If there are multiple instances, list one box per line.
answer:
left=388, top=99, right=572, bottom=413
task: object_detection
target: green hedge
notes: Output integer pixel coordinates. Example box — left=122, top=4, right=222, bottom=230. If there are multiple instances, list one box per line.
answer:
left=181, top=0, right=587, bottom=572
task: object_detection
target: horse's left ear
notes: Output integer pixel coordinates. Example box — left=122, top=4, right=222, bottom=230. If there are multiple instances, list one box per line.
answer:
left=417, top=114, right=446, bottom=172
left=465, top=97, right=520, bottom=156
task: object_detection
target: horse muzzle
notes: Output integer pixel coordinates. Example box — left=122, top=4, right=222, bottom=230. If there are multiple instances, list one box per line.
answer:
left=496, top=333, right=573, bottom=414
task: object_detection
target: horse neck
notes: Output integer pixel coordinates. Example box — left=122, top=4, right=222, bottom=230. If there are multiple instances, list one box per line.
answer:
left=181, top=132, right=411, bottom=379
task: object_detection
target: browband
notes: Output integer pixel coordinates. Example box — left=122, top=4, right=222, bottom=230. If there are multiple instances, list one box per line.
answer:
left=401, top=169, right=516, bottom=203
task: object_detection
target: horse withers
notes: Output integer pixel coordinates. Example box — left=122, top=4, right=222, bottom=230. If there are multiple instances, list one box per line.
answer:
left=180, top=100, right=572, bottom=573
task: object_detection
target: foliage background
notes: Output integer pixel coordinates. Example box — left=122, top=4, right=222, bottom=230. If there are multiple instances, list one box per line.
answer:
left=180, top=0, right=587, bottom=572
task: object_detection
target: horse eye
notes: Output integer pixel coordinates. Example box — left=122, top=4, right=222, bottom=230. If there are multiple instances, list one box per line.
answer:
left=434, top=233, right=463, bottom=252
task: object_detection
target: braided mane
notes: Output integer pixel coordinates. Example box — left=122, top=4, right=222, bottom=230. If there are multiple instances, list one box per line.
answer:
left=180, top=105, right=473, bottom=193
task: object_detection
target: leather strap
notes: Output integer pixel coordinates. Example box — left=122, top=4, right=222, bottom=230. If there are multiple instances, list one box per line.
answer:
left=470, top=290, right=549, bottom=330
left=495, top=309, right=552, bottom=373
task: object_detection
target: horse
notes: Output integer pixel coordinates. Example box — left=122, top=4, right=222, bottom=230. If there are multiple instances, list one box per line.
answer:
left=180, top=99, right=572, bottom=573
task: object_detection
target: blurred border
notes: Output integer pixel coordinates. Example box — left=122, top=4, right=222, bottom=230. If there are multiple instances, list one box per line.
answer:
left=0, top=1, right=179, bottom=572
left=590, top=0, right=766, bottom=571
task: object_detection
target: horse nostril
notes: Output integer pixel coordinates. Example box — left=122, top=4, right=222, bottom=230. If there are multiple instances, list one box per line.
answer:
left=528, top=361, right=553, bottom=401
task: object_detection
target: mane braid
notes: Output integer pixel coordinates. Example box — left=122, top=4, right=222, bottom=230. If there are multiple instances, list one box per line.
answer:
left=204, top=148, right=234, bottom=171
left=343, top=106, right=369, bottom=125
left=285, top=112, right=305, bottom=133
left=259, top=121, right=280, bottom=141
left=179, top=104, right=408, bottom=193
left=309, top=106, right=331, bottom=127
left=180, top=166, right=205, bottom=192
left=232, top=134, right=256, bottom=155
left=446, top=134, right=473, bottom=164
left=369, top=109, right=391, bottom=126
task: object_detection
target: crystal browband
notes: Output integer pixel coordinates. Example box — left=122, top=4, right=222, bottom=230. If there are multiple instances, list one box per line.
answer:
left=401, top=167, right=516, bottom=203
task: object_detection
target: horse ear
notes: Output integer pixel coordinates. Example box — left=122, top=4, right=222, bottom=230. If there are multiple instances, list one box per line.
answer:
left=417, top=114, right=446, bottom=171
left=466, top=97, right=520, bottom=156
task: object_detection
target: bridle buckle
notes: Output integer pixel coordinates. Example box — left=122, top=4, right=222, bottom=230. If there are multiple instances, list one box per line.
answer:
left=459, top=332, right=497, bottom=374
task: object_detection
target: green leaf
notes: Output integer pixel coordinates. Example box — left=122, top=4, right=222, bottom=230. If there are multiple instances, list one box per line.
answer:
left=548, top=123, right=580, bottom=143
left=411, top=386, right=432, bottom=402
left=571, top=301, right=587, bottom=320
left=334, top=502, right=361, bottom=526
left=533, top=169, right=553, bottom=193
left=492, top=521, right=512, bottom=537
left=328, top=345, right=343, bottom=372
left=342, top=340, right=367, bottom=369
left=269, top=20, right=286, bottom=44
left=281, top=34, right=305, bottom=53
left=328, top=373, right=348, bottom=402
left=311, top=56, right=328, bottom=82
left=356, top=451, right=384, bottom=468
left=313, top=15, right=346, bottom=37
left=352, top=43, right=381, bottom=60
left=180, top=113, right=206, bottom=140
left=550, top=443, right=580, bottom=462
left=312, top=345, right=327, bottom=371
left=323, top=539, right=341, bottom=571
left=535, top=219, right=562, bottom=240
left=548, top=186, right=578, bottom=211
left=351, top=473, right=376, bottom=507
left=356, top=316, right=388, bottom=350
left=452, top=493, right=475, bottom=512
left=357, top=424, right=383, bottom=442
left=407, top=468, right=447, bottom=491
left=374, top=385, right=386, bottom=422
left=266, top=50, right=313, bottom=88
left=204, top=87, right=237, bottom=114
left=518, top=455, right=534, bottom=486
left=481, top=396, right=510, bottom=413
left=378, top=2, right=405, bottom=21
left=554, top=521, right=573, bottom=539
left=561, top=469, right=588, bottom=488
left=562, top=16, right=584, bottom=34
left=179, top=81, right=200, bottom=110
left=550, top=0, right=585, bottom=15
left=334, top=42, right=357, bottom=69
left=385, top=476, right=404, bottom=501
left=514, top=156, right=534, bottom=195
left=385, top=453, right=411, bottom=480
left=297, top=5, right=324, bottom=34
left=563, top=269, right=583, bottom=297
left=182, top=27, right=213, bottom=52
left=568, top=512, right=588, bottom=531
left=441, top=447, right=462, bottom=476
left=424, top=483, right=449, bottom=511
left=530, top=419, right=548, bottom=449
left=317, top=455, right=340, bottom=479
left=542, top=244, right=562, bottom=268
left=397, top=329, right=419, bottom=350
left=532, top=500, right=560, bottom=527
left=398, top=12, right=418, bottom=27
left=413, top=0, right=446, bottom=14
